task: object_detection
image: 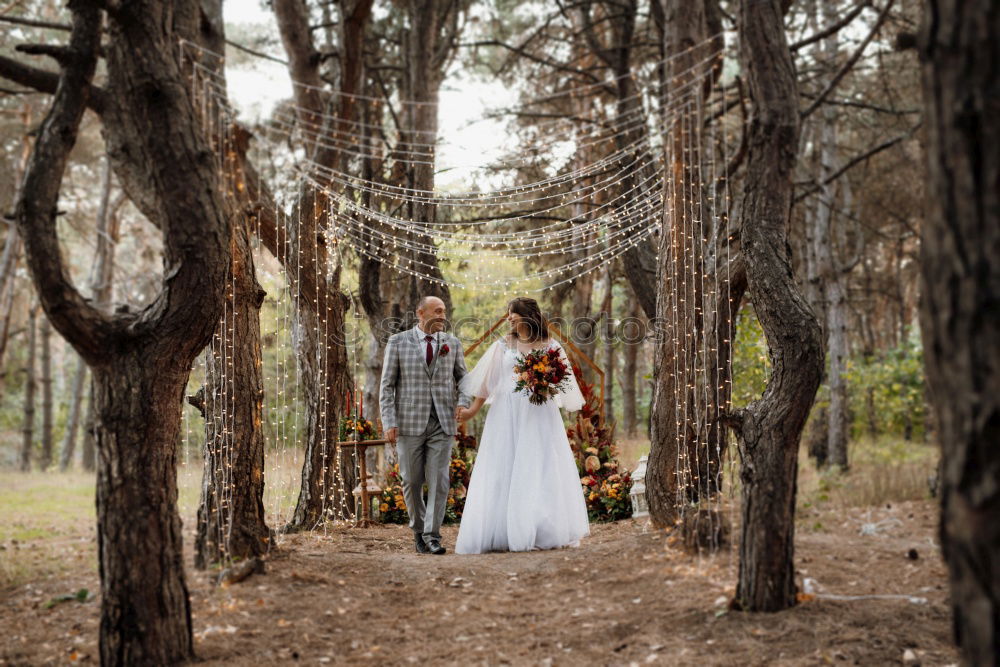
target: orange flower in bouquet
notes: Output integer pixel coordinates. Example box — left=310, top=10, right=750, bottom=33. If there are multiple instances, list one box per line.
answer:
left=513, top=347, right=570, bottom=405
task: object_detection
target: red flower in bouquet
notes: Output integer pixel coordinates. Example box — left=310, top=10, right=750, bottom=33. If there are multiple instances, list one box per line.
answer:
left=512, top=346, right=570, bottom=406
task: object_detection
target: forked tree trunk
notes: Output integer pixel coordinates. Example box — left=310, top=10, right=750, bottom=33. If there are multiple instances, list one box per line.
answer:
left=917, top=1, right=1000, bottom=662
left=728, top=0, right=824, bottom=612
left=20, top=305, right=37, bottom=472
left=14, top=1, right=231, bottom=663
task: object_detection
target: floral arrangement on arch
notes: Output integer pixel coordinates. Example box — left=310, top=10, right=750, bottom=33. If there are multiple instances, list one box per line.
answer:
left=565, top=362, right=633, bottom=522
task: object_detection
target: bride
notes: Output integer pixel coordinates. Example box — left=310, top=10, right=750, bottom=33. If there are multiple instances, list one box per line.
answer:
left=454, top=297, right=590, bottom=554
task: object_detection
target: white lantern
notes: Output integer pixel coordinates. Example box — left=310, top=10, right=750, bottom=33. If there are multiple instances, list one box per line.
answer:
left=630, top=455, right=649, bottom=519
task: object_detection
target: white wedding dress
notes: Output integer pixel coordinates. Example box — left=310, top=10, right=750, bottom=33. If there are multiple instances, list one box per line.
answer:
left=455, top=336, right=590, bottom=554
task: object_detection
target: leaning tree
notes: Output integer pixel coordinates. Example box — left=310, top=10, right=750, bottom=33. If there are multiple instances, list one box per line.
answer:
left=12, top=0, right=231, bottom=662
left=724, top=0, right=825, bottom=611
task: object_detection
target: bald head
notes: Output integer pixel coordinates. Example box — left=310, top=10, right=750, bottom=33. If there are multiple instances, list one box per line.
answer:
left=416, top=296, right=447, bottom=333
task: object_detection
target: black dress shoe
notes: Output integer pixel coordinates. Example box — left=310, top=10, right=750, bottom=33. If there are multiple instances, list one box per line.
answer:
left=414, top=534, right=430, bottom=554
left=425, top=538, right=446, bottom=555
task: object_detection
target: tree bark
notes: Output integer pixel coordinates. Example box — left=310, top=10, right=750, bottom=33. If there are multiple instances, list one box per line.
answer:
left=622, top=297, right=641, bottom=437
left=14, top=1, right=231, bottom=663
left=59, top=354, right=86, bottom=471
left=20, top=305, right=37, bottom=472
left=647, top=0, right=713, bottom=525
left=194, top=217, right=271, bottom=567
left=81, top=379, right=96, bottom=472
left=38, top=314, right=53, bottom=470
left=729, top=0, right=824, bottom=612
left=918, top=1, right=1000, bottom=662
left=0, top=102, right=32, bottom=400
left=272, top=0, right=369, bottom=529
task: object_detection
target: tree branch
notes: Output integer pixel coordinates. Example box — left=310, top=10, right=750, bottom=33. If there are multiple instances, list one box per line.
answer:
left=0, top=54, right=107, bottom=113
left=793, top=124, right=918, bottom=203
left=0, top=14, right=71, bottom=31
left=789, top=0, right=872, bottom=52
left=801, top=0, right=896, bottom=119
left=13, top=0, right=114, bottom=366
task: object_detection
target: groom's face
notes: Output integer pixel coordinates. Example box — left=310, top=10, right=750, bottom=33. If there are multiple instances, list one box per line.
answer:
left=417, top=298, right=447, bottom=333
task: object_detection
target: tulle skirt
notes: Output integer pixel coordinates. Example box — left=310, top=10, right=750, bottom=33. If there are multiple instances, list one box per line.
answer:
left=455, top=390, right=590, bottom=554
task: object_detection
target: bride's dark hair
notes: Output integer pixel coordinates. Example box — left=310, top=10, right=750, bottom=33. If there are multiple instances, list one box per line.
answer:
left=507, top=297, right=549, bottom=342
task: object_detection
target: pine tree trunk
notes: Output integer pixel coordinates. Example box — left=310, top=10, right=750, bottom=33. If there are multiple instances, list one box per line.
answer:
left=191, top=0, right=272, bottom=567
left=14, top=1, right=232, bottom=661
left=729, top=0, right=824, bottom=612
left=918, top=1, right=1000, bottom=662
left=601, top=267, right=615, bottom=425
left=0, top=103, right=32, bottom=400
left=20, top=305, right=37, bottom=472
left=81, top=379, right=96, bottom=472
left=194, top=216, right=271, bottom=567
left=59, top=354, right=86, bottom=471
left=38, top=315, right=53, bottom=470
left=647, top=0, right=711, bottom=525
left=622, top=298, right=641, bottom=437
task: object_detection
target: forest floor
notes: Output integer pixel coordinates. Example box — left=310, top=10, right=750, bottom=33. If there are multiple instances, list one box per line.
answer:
left=0, top=440, right=957, bottom=666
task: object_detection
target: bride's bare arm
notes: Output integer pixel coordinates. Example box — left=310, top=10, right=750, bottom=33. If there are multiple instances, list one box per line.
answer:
left=457, top=397, right=486, bottom=422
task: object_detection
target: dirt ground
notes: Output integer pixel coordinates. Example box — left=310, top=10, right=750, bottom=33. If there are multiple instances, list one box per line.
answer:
left=1, top=497, right=957, bottom=666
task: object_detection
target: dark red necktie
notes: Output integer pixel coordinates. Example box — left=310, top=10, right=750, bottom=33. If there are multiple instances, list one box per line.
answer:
left=425, top=335, right=434, bottom=365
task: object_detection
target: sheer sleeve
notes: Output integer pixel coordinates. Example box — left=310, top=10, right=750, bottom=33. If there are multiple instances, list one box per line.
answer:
left=458, top=339, right=508, bottom=405
left=552, top=340, right=585, bottom=412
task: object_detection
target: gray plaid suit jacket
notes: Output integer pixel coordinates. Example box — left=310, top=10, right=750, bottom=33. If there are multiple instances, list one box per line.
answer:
left=379, top=325, right=471, bottom=436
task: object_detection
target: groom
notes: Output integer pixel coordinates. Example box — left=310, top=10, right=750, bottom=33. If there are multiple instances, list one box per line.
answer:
left=379, top=296, right=470, bottom=555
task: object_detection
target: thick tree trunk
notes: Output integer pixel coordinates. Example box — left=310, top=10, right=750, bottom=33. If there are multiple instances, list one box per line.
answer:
left=194, top=217, right=271, bottom=567
left=192, top=0, right=272, bottom=567
left=20, top=305, right=37, bottom=472
left=647, top=0, right=712, bottom=525
left=729, top=0, right=824, bottom=612
left=917, top=2, right=1000, bottom=662
left=38, top=315, right=53, bottom=470
left=14, top=1, right=231, bottom=662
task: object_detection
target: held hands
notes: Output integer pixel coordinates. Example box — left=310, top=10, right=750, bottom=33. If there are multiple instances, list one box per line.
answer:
left=455, top=406, right=475, bottom=423
left=385, top=427, right=398, bottom=443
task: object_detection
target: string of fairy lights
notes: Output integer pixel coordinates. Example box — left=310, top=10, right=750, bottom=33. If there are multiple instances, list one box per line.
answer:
left=176, top=28, right=743, bottom=562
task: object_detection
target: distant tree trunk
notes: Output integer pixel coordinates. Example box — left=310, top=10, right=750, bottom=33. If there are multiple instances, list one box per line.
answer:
left=38, top=315, right=53, bottom=470
left=601, top=267, right=615, bottom=424
left=60, top=156, right=115, bottom=472
left=272, top=0, right=368, bottom=529
left=20, top=305, right=37, bottom=472
left=917, top=2, right=1000, bottom=663
left=14, top=2, right=232, bottom=662
left=622, top=298, right=641, bottom=437
left=0, top=103, right=32, bottom=399
left=728, top=0, right=824, bottom=612
left=81, top=380, right=96, bottom=472
left=60, top=355, right=86, bottom=470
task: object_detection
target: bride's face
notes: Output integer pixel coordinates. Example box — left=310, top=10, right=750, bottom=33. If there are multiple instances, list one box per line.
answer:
left=507, top=310, right=527, bottom=335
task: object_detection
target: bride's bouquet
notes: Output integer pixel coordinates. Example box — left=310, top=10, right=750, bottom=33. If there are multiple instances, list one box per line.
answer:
left=513, top=346, right=570, bottom=406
